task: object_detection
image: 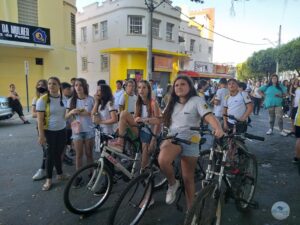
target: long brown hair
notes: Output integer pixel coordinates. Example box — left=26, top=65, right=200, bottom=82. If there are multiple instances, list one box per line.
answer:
left=163, top=75, right=197, bottom=127
left=46, top=77, right=64, bottom=106
left=69, top=78, right=89, bottom=110
left=135, top=80, right=153, bottom=117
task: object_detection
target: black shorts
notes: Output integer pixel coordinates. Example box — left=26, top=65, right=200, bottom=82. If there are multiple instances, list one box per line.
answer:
left=290, top=107, right=298, bottom=120
left=295, top=126, right=300, bottom=138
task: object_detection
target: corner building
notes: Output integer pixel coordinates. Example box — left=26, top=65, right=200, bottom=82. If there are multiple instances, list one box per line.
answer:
left=0, top=0, right=77, bottom=106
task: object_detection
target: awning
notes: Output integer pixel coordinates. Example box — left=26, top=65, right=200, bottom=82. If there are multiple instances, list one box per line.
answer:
left=178, top=70, right=233, bottom=79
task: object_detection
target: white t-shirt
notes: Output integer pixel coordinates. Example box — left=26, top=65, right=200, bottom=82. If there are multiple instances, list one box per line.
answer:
left=156, top=88, right=163, bottom=98
left=97, top=101, right=117, bottom=134
left=118, top=93, right=137, bottom=113
left=293, top=88, right=300, bottom=108
left=252, top=87, right=262, bottom=99
left=224, top=91, right=252, bottom=124
left=114, top=89, right=124, bottom=110
left=67, top=96, right=94, bottom=133
left=169, top=96, right=212, bottom=141
left=36, top=96, right=66, bottom=131
left=213, top=88, right=229, bottom=117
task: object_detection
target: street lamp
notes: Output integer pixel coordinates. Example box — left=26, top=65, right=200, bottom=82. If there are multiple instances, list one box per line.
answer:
left=263, top=38, right=279, bottom=74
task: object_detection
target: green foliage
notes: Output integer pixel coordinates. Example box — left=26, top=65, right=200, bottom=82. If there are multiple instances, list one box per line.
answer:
left=278, top=37, right=300, bottom=74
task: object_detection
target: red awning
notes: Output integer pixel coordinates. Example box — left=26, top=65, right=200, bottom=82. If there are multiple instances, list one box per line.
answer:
left=179, top=70, right=233, bottom=79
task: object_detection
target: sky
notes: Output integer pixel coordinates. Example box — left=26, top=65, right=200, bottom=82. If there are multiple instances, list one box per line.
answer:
left=76, top=0, right=300, bottom=65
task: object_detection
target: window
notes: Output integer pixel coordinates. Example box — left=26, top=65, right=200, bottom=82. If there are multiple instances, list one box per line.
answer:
left=81, top=27, right=87, bottom=42
left=166, top=23, right=174, bottom=41
left=93, top=23, right=99, bottom=40
left=18, top=0, right=38, bottom=26
left=81, top=57, right=88, bottom=71
left=128, top=16, right=143, bottom=35
left=101, top=55, right=109, bottom=72
left=71, top=13, right=76, bottom=45
left=100, top=21, right=108, bottom=39
left=152, top=19, right=160, bottom=38
left=190, top=39, right=195, bottom=52
left=208, top=46, right=212, bottom=54
left=199, top=44, right=202, bottom=52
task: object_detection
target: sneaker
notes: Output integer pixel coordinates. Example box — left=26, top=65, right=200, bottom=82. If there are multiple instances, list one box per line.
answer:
left=32, top=169, right=46, bottom=180
left=280, top=131, right=288, bottom=137
left=292, top=157, right=300, bottom=164
left=266, top=129, right=273, bottom=135
left=165, top=180, right=180, bottom=204
left=24, top=120, right=30, bottom=124
left=69, top=148, right=76, bottom=156
left=73, top=176, right=84, bottom=188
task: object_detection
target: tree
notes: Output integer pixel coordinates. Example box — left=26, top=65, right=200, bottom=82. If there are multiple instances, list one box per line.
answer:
left=278, top=37, right=300, bottom=75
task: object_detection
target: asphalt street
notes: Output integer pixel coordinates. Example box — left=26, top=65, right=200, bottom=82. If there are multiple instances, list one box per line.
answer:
left=0, top=108, right=300, bottom=225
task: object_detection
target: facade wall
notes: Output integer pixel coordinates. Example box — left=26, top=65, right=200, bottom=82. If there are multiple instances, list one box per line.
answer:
left=0, top=0, right=77, bottom=106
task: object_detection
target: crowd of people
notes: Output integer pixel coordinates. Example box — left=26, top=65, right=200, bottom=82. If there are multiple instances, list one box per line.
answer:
left=9, top=73, right=300, bottom=211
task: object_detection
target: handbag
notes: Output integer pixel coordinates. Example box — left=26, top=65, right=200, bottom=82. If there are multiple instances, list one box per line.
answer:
left=71, top=116, right=81, bottom=134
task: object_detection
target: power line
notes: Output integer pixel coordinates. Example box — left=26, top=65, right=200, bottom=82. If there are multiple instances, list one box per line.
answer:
left=164, top=1, right=268, bottom=46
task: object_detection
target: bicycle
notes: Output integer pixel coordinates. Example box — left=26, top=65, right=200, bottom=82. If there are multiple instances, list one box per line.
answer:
left=63, top=124, right=166, bottom=215
left=184, top=115, right=265, bottom=225
left=107, top=130, right=194, bottom=225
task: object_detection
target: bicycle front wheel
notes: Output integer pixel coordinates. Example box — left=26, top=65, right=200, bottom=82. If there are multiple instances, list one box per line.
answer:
left=234, top=142, right=258, bottom=212
left=108, top=172, right=153, bottom=225
left=184, top=184, right=222, bottom=225
left=63, top=162, right=113, bottom=215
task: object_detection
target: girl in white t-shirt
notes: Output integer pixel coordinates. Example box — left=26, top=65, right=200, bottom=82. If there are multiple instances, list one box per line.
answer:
left=159, top=75, right=224, bottom=210
left=65, top=78, right=95, bottom=187
left=92, top=84, right=118, bottom=134
left=110, top=80, right=161, bottom=169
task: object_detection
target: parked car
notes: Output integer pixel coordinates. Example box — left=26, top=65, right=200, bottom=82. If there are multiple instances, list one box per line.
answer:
left=0, top=96, right=13, bottom=120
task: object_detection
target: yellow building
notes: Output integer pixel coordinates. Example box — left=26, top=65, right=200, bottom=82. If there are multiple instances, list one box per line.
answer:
left=0, top=0, right=77, bottom=107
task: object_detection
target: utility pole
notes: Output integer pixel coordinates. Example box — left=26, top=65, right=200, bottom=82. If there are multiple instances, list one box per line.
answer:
left=145, top=0, right=165, bottom=81
left=276, top=25, right=281, bottom=75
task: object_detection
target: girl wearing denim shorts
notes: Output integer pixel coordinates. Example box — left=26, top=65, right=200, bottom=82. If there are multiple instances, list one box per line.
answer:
left=65, top=78, right=95, bottom=187
left=158, top=75, right=224, bottom=210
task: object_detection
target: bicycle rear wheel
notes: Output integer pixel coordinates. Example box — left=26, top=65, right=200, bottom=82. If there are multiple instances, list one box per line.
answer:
left=63, top=162, right=113, bottom=215
left=184, top=184, right=222, bottom=225
left=234, top=142, right=258, bottom=212
left=108, top=172, right=153, bottom=225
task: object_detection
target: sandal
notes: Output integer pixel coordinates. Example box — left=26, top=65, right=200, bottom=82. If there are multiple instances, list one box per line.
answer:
left=42, top=181, right=52, bottom=191
left=57, top=174, right=70, bottom=181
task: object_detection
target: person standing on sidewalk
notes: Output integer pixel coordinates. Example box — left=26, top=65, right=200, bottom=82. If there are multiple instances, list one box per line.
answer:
left=36, top=77, right=68, bottom=191
left=213, top=78, right=229, bottom=122
left=251, top=81, right=263, bottom=115
left=259, top=74, right=288, bottom=136
left=113, top=80, right=124, bottom=112
left=65, top=78, right=95, bottom=187
left=32, top=79, right=48, bottom=180
left=8, top=84, right=30, bottom=124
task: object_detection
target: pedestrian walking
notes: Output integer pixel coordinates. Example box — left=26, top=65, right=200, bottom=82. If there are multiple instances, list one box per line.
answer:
left=251, top=81, right=263, bottom=115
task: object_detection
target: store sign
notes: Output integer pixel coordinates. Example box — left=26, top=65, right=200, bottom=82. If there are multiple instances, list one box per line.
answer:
left=154, top=56, right=173, bottom=72
left=0, top=20, right=51, bottom=46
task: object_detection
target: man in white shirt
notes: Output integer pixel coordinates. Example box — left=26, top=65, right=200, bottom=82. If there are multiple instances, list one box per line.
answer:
left=213, top=78, right=229, bottom=121
left=223, top=79, right=253, bottom=131
left=118, top=79, right=137, bottom=114
left=114, top=80, right=124, bottom=111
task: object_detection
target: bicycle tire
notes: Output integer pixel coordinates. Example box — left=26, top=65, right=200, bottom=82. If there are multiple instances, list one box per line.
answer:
left=184, top=184, right=222, bottom=225
left=152, top=161, right=167, bottom=191
left=108, top=172, right=153, bottom=225
left=234, top=141, right=258, bottom=212
left=63, top=162, right=113, bottom=215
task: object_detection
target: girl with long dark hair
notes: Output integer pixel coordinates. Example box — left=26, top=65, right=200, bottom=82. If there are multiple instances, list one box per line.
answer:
left=158, top=75, right=224, bottom=209
left=259, top=74, right=288, bottom=136
left=65, top=78, right=95, bottom=187
left=36, top=77, right=67, bottom=191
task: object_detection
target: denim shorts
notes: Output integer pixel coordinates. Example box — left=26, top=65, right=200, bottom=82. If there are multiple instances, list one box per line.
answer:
left=179, top=142, right=199, bottom=157
left=140, top=128, right=152, bottom=144
left=72, top=130, right=95, bottom=141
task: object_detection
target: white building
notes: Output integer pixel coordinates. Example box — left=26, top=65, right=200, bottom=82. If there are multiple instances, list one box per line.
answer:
left=76, top=0, right=214, bottom=93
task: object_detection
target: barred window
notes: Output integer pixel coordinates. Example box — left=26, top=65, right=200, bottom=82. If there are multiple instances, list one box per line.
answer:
left=81, top=26, right=87, bottom=42
left=208, top=46, right=212, bottom=54
left=71, top=13, right=76, bottom=45
left=166, top=23, right=174, bottom=41
left=190, top=39, right=195, bottom=52
left=101, top=55, right=109, bottom=72
left=18, top=0, right=38, bottom=26
left=82, top=57, right=88, bottom=71
left=100, top=21, right=108, bottom=39
left=152, top=19, right=160, bottom=38
left=128, top=16, right=143, bottom=35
